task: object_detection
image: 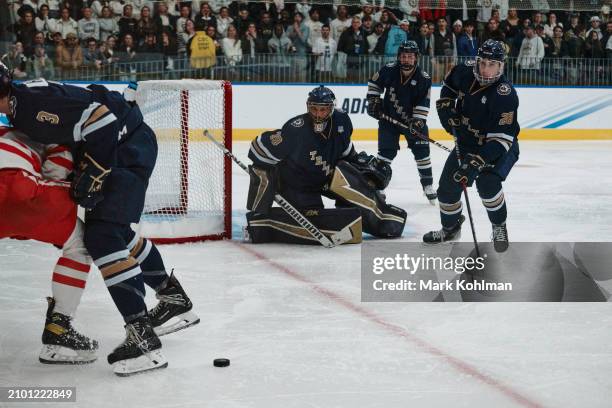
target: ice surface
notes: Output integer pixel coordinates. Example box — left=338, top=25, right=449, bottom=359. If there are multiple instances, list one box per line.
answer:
left=1, top=141, right=612, bottom=408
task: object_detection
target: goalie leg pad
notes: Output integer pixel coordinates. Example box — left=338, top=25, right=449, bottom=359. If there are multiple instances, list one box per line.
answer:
left=246, top=165, right=278, bottom=214
left=246, top=207, right=362, bottom=245
left=329, top=161, right=406, bottom=238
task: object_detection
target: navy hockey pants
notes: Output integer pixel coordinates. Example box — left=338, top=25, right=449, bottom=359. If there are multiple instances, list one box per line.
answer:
left=377, top=120, right=433, bottom=188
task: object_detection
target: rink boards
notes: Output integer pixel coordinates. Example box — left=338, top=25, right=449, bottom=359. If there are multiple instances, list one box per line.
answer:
left=1, top=82, right=610, bottom=140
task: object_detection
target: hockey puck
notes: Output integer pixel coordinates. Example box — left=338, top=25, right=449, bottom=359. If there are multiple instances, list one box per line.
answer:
left=213, top=358, right=230, bottom=367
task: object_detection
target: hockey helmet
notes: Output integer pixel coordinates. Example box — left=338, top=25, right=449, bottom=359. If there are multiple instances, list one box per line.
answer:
left=0, top=62, right=11, bottom=98
left=474, top=39, right=505, bottom=85
left=397, top=40, right=419, bottom=70
left=307, top=85, right=335, bottom=132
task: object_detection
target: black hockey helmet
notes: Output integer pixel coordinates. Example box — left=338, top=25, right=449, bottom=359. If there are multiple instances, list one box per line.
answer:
left=0, top=62, right=11, bottom=98
left=397, top=40, right=419, bottom=70
left=474, top=39, right=505, bottom=85
left=307, top=85, right=335, bottom=132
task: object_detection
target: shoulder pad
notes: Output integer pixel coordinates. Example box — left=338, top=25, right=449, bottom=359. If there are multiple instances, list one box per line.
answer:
left=464, top=59, right=476, bottom=67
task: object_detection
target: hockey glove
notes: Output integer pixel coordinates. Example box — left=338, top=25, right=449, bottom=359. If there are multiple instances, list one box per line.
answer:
left=70, top=152, right=111, bottom=209
left=345, top=151, right=392, bottom=190
left=407, top=118, right=426, bottom=137
left=453, top=153, right=485, bottom=186
left=436, top=98, right=461, bottom=135
left=366, top=96, right=382, bottom=120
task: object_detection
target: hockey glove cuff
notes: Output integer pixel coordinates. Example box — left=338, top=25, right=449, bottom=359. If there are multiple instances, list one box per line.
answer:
left=453, top=153, right=485, bottom=186
left=70, top=152, right=111, bottom=209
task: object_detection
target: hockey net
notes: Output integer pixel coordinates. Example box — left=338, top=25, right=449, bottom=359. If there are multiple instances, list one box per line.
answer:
left=135, top=79, right=232, bottom=244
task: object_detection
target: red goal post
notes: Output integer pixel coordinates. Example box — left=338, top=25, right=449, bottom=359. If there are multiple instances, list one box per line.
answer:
left=134, top=79, right=232, bottom=244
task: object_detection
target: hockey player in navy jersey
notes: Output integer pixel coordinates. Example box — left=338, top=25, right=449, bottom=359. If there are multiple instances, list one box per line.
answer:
left=423, top=39, right=520, bottom=252
left=366, top=40, right=437, bottom=204
left=0, top=68, right=199, bottom=376
left=245, top=85, right=407, bottom=244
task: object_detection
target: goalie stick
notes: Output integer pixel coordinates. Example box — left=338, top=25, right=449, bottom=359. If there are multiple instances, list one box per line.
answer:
left=380, top=114, right=481, bottom=257
left=204, top=130, right=354, bottom=248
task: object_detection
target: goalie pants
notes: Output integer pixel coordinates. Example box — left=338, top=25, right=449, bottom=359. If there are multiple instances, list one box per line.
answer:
left=377, top=120, right=433, bottom=188
left=82, top=122, right=168, bottom=322
left=0, top=169, right=91, bottom=316
left=437, top=143, right=518, bottom=229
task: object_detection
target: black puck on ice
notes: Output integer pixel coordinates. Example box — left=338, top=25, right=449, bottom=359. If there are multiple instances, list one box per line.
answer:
left=213, top=358, right=230, bottom=367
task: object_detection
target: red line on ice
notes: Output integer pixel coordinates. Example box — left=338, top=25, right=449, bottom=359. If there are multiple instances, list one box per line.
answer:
left=232, top=241, right=545, bottom=408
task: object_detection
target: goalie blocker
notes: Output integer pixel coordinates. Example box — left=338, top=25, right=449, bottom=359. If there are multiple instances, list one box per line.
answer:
left=245, top=157, right=406, bottom=244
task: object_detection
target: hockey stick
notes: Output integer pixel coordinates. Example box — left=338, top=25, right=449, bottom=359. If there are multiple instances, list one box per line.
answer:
left=203, top=130, right=353, bottom=248
left=380, top=113, right=452, bottom=154
left=451, top=128, right=481, bottom=258
left=380, top=114, right=480, bottom=256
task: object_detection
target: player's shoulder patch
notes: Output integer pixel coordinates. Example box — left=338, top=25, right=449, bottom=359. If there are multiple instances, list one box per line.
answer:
left=371, top=71, right=380, bottom=81
left=269, top=130, right=283, bottom=146
left=464, top=59, right=476, bottom=67
left=496, top=83, right=512, bottom=96
left=290, top=117, right=304, bottom=128
left=421, top=70, right=430, bottom=79
left=385, top=61, right=398, bottom=68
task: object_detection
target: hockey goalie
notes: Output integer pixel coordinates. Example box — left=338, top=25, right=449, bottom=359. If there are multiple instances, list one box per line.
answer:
left=244, top=86, right=407, bottom=244
left=0, top=126, right=98, bottom=364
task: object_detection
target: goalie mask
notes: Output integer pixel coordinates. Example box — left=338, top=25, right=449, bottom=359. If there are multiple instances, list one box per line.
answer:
left=307, top=85, right=335, bottom=133
left=0, top=62, right=11, bottom=98
left=473, top=39, right=505, bottom=85
left=397, top=40, right=419, bottom=71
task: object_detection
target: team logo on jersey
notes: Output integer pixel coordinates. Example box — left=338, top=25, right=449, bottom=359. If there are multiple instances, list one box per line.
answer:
left=497, top=83, right=511, bottom=96
left=270, top=131, right=283, bottom=146
left=291, top=117, right=304, bottom=128
left=411, top=80, right=417, bottom=85
left=338, top=126, right=344, bottom=133
left=499, top=112, right=514, bottom=125
left=481, top=96, right=487, bottom=104
left=8, top=96, right=16, bottom=117
left=36, top=111, right=59, bottom=125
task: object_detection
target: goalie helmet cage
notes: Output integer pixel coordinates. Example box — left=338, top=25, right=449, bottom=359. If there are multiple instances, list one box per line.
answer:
left=135, top=79, right=232, bottom=244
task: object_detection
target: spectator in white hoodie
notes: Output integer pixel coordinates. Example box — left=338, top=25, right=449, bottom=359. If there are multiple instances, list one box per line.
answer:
left=517, top=24, right=545, bottom=71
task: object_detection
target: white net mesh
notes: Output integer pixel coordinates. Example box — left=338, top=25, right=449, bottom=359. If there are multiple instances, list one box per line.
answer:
left=135, top=80, right=230, bottom=242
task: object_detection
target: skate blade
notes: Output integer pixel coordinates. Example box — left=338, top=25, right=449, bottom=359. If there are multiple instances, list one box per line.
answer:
left=39, top=344, right=97, bottom=365
left=154, top=311, right=200, bottom=337
left=113, top=349, right=168, bottom=377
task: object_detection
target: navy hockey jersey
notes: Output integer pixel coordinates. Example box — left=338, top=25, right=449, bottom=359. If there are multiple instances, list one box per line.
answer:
left=367, top=62, right=432, bottom=123
left=248, top=110, right=354, bottom=191
left=440, top=60, right=520, bottom=162
left=7, top=79, right=144, bottom=168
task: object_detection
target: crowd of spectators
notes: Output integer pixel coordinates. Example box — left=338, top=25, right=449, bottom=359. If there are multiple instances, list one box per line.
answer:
left=0, top=0, right=610, bottom=82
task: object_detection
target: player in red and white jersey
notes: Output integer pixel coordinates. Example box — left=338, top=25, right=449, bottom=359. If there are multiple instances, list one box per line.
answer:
left=0, top=126, right=98, bottom=364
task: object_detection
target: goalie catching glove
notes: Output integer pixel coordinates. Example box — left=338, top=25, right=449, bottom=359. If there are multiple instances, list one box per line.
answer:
left=70, top=152, right=111, bottom=209
left=345, top=151, right=392, bottom=190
